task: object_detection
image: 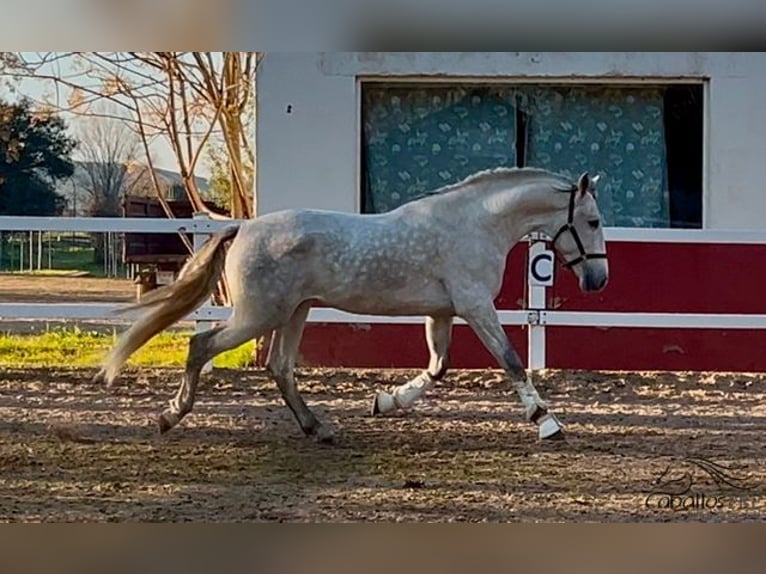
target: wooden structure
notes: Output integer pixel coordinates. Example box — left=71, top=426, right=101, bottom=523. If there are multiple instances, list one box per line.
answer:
left=122, top=195, right=218, bottom=298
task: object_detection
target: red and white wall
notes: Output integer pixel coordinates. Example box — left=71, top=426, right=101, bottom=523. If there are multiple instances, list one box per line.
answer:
left=541, top=233, right=766, bottom=372
left=256, top=52, right=766, bottom=372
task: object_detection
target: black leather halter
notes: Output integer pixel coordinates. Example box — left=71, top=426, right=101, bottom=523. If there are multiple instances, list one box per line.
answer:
left=551, top=187, right=608, bottom=269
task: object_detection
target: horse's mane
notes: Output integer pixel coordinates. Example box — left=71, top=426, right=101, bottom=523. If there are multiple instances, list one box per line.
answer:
left=427, top=166, right=575, bottom=197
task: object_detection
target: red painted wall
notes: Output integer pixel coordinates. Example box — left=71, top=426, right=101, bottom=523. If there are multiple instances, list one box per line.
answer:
left=548, top=242, right=766, bottom=314
left=300, top=323, right=529, bottom=369
left=545, top=326, right=766, bottom=372
left=299, top=242, right=766, bottom=372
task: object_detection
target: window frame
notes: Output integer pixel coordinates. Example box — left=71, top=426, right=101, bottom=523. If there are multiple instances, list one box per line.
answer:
left=356, top=76, right=709, bottom=230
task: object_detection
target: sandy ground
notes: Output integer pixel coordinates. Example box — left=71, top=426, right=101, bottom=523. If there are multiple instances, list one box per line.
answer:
left=0, top=366, right=764, bottom=522
left=0, top=274, right=192, bottom=334
left=1, top=275, right=765, bottom=522
left=0, top=274, right=134, bottom=304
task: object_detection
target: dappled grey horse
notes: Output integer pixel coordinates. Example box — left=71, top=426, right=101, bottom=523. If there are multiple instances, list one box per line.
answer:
left=96, top=167, right=608, bottom=443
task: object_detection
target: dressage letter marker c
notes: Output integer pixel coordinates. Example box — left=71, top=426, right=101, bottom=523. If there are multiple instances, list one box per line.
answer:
left=529, top=250, right=555, bottom=287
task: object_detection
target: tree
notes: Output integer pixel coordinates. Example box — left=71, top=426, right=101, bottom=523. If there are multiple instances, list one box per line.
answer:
left=0, top=97, right=76, bottom=216
left=3, top=53, right=265, bottom=361
left=6, top=52, right=260, bottom=220
left=76, top=105, right=145, bottom=217
left=205, top=140, right=255, bottom=215
left=75, top=104, right=150, bottom=266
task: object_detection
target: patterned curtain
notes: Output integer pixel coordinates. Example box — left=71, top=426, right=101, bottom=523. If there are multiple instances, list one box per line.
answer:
left=362, top=86, right=517, bottom=213
left=362, top=84, right=671, bottom=228
left=519, top=85, right=669, bottom=228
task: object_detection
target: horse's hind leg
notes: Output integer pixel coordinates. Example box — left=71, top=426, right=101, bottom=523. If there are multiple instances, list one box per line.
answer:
left=371, top=315, right=453, bottom=415
left=267, top=301, right=334, bottom=443
left=158, top=320, right=263, bottom=434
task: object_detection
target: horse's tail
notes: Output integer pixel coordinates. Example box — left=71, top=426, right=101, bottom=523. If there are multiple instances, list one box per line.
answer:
left=96, top=224, right=241, bottom=385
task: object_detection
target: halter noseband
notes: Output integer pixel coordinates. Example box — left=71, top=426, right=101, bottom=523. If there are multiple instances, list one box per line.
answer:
left=551, top=187, right=608, bottom=269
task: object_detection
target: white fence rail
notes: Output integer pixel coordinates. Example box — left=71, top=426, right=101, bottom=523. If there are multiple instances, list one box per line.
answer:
left=2, top=214, right=766, bottom=369
left=0, top=215, right=233, bottom=234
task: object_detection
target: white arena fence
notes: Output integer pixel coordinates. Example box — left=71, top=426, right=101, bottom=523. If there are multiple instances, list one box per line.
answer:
left=2, top=214, right=766, bottom=370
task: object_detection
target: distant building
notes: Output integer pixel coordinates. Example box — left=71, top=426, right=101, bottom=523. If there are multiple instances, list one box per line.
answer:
left=56, top=162, right=210, bottom=217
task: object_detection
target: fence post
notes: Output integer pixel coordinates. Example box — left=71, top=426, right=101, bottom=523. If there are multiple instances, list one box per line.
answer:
left=526, top=234, right=549, bottom=371
left=36, top=231, right=42, bottom=271
left=193, top=212, right=214, bottom=374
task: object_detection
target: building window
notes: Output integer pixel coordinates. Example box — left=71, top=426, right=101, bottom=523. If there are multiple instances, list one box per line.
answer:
left=361, top=82, right=703, bottom=229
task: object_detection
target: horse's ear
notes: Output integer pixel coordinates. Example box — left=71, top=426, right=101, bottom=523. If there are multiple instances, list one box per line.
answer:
left=577, top=172, right=590, bottom=197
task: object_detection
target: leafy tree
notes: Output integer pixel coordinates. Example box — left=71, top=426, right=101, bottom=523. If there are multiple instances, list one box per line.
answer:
left=205, top=141, right=254, bottom=216
left=0, top=98, right=76, bottom=216
left=205, top=145, right=231, bottom=214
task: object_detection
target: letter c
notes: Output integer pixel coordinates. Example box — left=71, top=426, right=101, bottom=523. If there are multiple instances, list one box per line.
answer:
left=531, top=253, right=554, bottom=283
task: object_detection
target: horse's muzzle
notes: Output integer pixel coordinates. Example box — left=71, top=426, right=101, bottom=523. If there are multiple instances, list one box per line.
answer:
left=581, top=269, right=608, bottom=292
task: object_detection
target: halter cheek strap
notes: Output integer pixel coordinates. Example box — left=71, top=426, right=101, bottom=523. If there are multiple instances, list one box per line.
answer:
left=551, top=188, right=608, bottom=269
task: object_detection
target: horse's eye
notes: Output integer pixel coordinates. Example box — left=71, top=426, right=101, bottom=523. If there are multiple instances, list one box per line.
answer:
left=588, top=219, right=600, bottom=230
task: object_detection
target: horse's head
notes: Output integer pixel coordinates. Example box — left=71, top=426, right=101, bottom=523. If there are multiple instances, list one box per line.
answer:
left=551, top=172, right=609, bottom=293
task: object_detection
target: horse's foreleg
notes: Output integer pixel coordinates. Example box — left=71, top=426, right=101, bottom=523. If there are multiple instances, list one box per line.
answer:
left=267, top=301, right=334, bottom=444
left=157, top=321, right=260, bottom=434
left=371, top=315, right=452, bottom=415
left=459, top=302, right=564, bottom=440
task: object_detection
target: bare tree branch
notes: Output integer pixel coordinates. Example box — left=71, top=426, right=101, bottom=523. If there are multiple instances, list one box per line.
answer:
left=7, top=51, right=261, bottom=312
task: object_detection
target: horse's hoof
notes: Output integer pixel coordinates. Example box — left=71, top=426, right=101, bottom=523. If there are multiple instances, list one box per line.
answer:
left=538, top=413, right=565, bottom=440
left=542, top=428, right=565, bottom=441
left=313, top=425, right=335, bottom=445
left=370, top=391, right=396, bottom=416
left=157, top=412, right=179, bottom=434
left=527, top=404, right=549, bottom=424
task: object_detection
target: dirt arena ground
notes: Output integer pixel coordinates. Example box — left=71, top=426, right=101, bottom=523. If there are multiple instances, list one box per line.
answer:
left=0, top=274, right=134, bottom=304
left=0, top=274, right=192, bottom=334
left=0, top=366, right=764, bottom=522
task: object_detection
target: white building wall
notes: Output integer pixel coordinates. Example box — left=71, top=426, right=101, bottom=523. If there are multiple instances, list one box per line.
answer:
left=256, top=52, right=766, bottom=229
left=256, top=53, right=360, bottom=215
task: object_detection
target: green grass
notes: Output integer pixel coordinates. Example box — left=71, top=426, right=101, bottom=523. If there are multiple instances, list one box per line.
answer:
left=45, top=245, right=105, bottom=276
left=1, top=238, right=119, bottom=277
left=0, top=327, right=257, bottom=369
